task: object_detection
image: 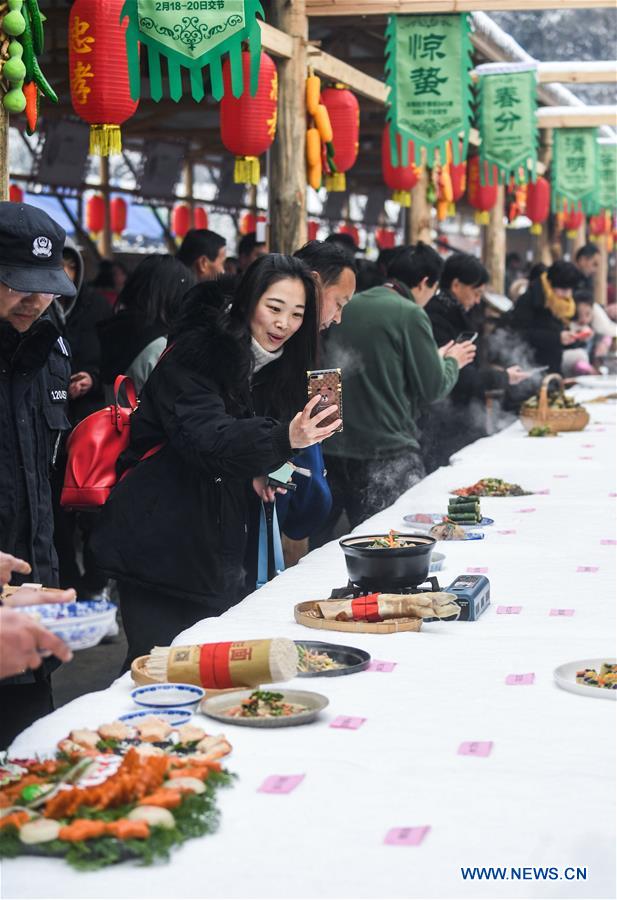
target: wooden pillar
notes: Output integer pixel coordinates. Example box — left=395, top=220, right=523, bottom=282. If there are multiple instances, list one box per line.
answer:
left=269, top=0, right=307, bottom=254
left=184, top=159, right=194, bottom=224
left=484, top=185, right=506, bottom=293
left=594, top=236, right=608, bottom=306
left=409, top=167, right=431, bottom=244
left=98, top=156, right=112, bottom=258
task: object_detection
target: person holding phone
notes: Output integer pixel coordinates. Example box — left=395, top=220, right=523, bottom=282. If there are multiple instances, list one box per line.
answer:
left=423, top=253, right=531, bottom=470
left=92, top=258, right=340, bottom=668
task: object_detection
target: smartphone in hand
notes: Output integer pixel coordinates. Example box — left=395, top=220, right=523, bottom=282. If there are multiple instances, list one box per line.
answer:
left=455, top=331, right=478, bottom=344
left=307, top=368, right=343, bottom=431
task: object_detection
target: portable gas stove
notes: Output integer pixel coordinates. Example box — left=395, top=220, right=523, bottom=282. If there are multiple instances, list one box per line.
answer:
left=330, top=574, right=490, bottom=622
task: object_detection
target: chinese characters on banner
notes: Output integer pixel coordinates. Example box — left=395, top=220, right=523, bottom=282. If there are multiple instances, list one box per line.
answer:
left=552, top=128, right=599, bottom=214
left=596, top=141, right=617, bottom=213
left=384, top=13, right=473, bottom=168
left=122, top=0, right=264, bottom=102
left=476, top=63, right=537, bottom=184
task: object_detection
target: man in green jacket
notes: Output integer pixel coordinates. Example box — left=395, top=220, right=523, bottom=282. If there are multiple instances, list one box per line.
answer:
left=317, top=242, right=476, bottom=537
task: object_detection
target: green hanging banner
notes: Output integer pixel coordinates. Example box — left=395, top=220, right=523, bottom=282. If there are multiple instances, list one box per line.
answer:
left=384, top=13, right=473, bottom=168
left=121, top=0, right=264, bottom=103
left=476, top=62, right=537, bottom=185
left=552, top=128, right=599, bottom=214
left=596, top=140, right=617, bottom=213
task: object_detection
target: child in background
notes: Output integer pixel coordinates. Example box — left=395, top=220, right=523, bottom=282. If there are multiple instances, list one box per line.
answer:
left=562, top=293, right=612, bottom=376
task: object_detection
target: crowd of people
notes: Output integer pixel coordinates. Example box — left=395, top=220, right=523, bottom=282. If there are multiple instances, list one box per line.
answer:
left=0, top=201, right=614, bottom=748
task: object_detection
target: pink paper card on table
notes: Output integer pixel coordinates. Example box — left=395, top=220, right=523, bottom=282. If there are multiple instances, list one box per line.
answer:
left=506, top=673, right=535, bottom=685
left=258, top=775, right=305, bottom=794
left=458, top=741, right=493, bottom=757
left=497, top=529, right=517, bottom=535
left=384, top=826, right=430, bottom=847
left=576, top=566, right=599, bottom=573
left=517, top=507, right=536, bottom=513
left=610, top=493, right=617, bottom=498
left=581, top=444, right=595, bottom=448
left=330, top=716, right=366, bottom=730
left=367, top=660, right=397, bottom=672
left=550, top=609, right=575, bottom=617
left=579, top=456, right=593, bottom=461
left=554, top=474, right=569, bottom=479
left=601, top=539, right=616, bottom=546
left=536, top=489, right=551, bottom=495
left=466, top=567, right=488, bottom=574
left=497, top=606, right=522, bottom=614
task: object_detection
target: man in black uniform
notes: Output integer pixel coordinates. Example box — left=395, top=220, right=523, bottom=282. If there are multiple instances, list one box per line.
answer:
left=0, top=202, right=77, bottom=747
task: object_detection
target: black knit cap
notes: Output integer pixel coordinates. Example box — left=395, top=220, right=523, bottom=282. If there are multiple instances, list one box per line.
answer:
left=0, top=202, right=76, bottom=297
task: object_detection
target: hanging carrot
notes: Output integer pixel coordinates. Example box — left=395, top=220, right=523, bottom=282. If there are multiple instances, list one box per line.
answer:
left=314, top=104, right=333, bottom=144
left=22, top=82, right=38, bottom=133
left=306, top=128, right=321, bottom=167
left=306, top=73, right=321, bottom=116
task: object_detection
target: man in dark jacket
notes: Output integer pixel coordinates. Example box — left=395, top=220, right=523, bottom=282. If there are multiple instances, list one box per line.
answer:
left=424, top=253, right=530, bottom=470
left=0, top=202, right=76, bottom=747
left=48, top=239, right=112, bottom=597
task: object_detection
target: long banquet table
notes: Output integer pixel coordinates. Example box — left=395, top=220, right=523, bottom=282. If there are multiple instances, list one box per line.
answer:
left=3, top=380, right=616, bottom=900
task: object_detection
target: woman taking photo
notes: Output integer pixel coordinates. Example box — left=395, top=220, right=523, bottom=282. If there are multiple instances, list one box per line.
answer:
left=92, top=254, right=339, bottom=669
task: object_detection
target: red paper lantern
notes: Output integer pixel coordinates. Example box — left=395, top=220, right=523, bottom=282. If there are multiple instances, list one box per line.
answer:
left=467, top=157, right=499, bottom=225
left=381, top=126, right=418, bottom=207
left=321, top=86, right=359, bottom=192
left=85, top=194, right=105, bottom=237
left=589, top=211, right=610, bottom=240
left=220, top=51, right=278, bottom=185
left=68, top=0, right=138, bottom=156
left=171, top=204, right=191, bottom=240
left=9, top=184, right=24, bottom=203
left=307, top=221, right=320, bottom=241
left=239, top=212, right=266, bottom=236
left=563, top=205, right=584, bottom=238
left=526, top=177, right=550, bottom=235
left=193, top=207, right=209, bottom=231
left=338, top=223, right=359, bottom=247
left=110, top=196, right=127, bottom=237
left=375, top=228, right=396, bottom=250
left=450, top=161, right=467, bottom=203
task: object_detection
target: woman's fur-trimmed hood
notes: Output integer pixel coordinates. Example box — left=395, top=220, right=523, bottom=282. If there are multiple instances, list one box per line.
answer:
left=169, top=281, right=251, bottom=391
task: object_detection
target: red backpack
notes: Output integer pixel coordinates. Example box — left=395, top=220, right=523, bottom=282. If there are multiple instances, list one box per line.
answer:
left=61, top=375, right=160, bottom=510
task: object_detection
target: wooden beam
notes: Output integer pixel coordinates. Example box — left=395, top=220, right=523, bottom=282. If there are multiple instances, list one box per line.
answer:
left=536, top=105, right=617, bottom=127
left=537, top=61, right=617, bottom=84
left=260, top=20, right=294, bottom=59
left=307, top=46, right=388, bottom=103
left=306, top=0, right=616, bottom=14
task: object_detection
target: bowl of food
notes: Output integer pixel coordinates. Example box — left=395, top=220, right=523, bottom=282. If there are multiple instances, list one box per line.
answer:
left=17, top=599, right=117, bottom=651
left=340, top=530, right=436, bottom=589
left=200, top=689, right=329, bottom=728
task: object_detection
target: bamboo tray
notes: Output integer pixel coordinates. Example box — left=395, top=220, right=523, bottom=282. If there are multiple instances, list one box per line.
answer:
left=294, top=601, right=422, bottom=634
left=130, top=655, right=248, bottom=695
left=519, top=373, right=590, bottom=433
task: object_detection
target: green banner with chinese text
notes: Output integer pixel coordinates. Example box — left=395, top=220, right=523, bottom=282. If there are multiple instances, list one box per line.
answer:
left=385, top=13, right=473, bottom=168
left=596, top=141, right=617, bottom=213
left=552, top=128, right=598, bottom=214
left=122, top=0, right=264, bottom=102
left=477, top=64, right=537, bottom=184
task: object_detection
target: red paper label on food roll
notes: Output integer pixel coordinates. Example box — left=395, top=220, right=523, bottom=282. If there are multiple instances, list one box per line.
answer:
left=351, top=594, right=382, bottom=622
left=199, top=642, right=233, bottom=689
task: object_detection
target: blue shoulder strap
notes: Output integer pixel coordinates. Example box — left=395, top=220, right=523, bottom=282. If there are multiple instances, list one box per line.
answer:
left=257, top=501, right=285, bottom=589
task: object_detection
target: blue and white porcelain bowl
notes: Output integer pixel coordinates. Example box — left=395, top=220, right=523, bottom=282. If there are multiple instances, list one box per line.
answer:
left=119, top=708, right=192, bottom=728
left=18, top=600, right=116, bottom=651
left=131, top=683, right=205, bottom=710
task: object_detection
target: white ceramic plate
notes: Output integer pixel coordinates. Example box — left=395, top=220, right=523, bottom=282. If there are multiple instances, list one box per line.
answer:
left=554, top=658, right=616, bottom=701
left=131, top=683, right=205, bottom=709
left=200, top=690, right=329, bottom=728
left=119, top=708, right=193, bottom=726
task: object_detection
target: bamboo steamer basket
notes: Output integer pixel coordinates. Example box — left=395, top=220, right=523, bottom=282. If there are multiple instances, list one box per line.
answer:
left=294, top=601, right=422, bottom=634
left=519, top=373, right=589, bottom=433
left=130, top=655, right=247, bottom=696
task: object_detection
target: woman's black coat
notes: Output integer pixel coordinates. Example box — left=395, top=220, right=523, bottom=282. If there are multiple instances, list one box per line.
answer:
left=510, top=277, right=564, bottom=373
left=91, top=306, right=291, bottom=612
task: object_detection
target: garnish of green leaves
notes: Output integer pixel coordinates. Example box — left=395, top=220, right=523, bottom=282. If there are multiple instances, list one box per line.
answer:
left=0, top=770, right=234, bottom=870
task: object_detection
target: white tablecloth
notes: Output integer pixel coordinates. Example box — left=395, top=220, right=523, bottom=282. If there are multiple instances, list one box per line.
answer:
left=3, top=381, right=616, bottom=900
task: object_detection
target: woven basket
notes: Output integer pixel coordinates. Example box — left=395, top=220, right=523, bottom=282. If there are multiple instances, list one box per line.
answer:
left=294, top=601, right=422, bottom=634
left=519, top=373, right=589, bottom=434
